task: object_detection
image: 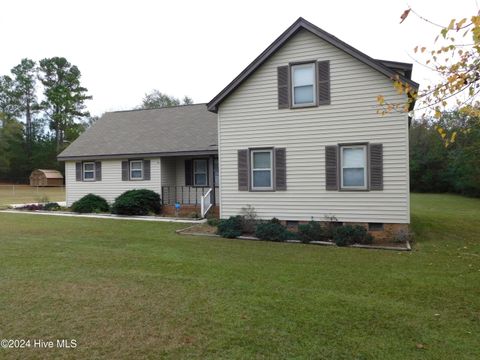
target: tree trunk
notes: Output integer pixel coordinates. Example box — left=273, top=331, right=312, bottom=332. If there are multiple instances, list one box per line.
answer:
left=25, top=102, right=31, bottom=157
left=55, top=125, right=61, bottom=152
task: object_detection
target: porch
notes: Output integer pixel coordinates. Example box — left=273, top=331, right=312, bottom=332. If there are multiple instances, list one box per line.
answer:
left=160, top=154, right=219, bottom=217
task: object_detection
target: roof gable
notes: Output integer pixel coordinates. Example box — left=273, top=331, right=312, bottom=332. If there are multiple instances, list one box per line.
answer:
left=207, top=17, right=419, bottom=113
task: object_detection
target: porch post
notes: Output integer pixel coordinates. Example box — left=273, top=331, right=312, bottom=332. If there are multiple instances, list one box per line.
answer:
left=209, top=155, right=215, bottom=205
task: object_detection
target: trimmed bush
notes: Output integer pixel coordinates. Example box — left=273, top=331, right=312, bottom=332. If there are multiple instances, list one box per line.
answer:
left=111, top=189, right=161, bottom=216
left=207, top=217, right=220, bottom=227
left=333, top=225, right=373, bottom=246
left=217, top=216, right=243, bottom=238
left=239, top=205, right=258, bottom=234
left=255, top=221, right=288, bottom=242
left=270, top=217, right=282, bottom=225
left=71, top=194, right=109, bottom=213
left=44, top=202, right=61, bottom=211
left=298, top=220, right=326, bottom=243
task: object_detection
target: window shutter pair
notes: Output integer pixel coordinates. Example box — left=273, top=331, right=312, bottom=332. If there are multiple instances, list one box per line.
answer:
left=121, top=160, right=151, bottom=181
left=75, top=161, right=102, bottom=181
left=325, top=144, right=383, bottom=191
left=277, top=61, right=330, bottom=109
left=237, top=148, right=287, bottom=191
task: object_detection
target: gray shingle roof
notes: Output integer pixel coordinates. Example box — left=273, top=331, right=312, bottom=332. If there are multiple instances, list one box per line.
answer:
left=58, top=104, right=218, bottom=160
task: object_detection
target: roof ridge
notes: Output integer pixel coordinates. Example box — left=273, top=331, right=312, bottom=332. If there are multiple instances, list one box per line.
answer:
left=110, top=103, right=207, bottom=114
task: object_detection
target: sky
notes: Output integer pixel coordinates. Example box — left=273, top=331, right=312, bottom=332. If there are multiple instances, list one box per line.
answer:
left=0, top=0, right=478, bottom=117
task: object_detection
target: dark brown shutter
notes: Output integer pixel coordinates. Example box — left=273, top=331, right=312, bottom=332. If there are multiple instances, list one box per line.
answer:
left=143, top=160, right=151, bottom=180
left=277, top=66, right=290, bottom=109
left=95, top=161, right=102, bottom=181
left=122, top=161, right=129, bottom=181
left=75, top=162, right=82, bottom=181
left=238, top=149, right=249, bottom=191
left=325, top=145, right=338, bottom=190
left=275, top=148, right=287, bottom=191
left=369, top=144, right=383, bottom=190
left=317, top=61, right=330, bottom=105
left=185, top=160, right=193, bottom=186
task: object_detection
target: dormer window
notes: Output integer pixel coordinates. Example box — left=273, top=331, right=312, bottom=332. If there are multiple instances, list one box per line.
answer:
left=291, top=63, right=316, bottom=107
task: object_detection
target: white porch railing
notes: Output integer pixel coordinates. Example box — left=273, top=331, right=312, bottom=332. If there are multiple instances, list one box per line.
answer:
left=200, top=188, right=213, bottom=218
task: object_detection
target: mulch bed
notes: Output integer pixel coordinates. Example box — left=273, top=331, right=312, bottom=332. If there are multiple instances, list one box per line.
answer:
left=176, top=224, right=411, bottom=251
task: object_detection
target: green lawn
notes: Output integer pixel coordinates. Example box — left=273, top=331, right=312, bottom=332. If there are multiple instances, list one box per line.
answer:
left=0, top=193, right=479, bottom=359
left=0, top=184, right=65, bottom=206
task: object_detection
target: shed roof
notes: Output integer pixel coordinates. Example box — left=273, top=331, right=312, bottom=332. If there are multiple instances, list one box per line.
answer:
left=32, top=169, right=64, bottom=179
left=57, top=104, right=218, bottom=161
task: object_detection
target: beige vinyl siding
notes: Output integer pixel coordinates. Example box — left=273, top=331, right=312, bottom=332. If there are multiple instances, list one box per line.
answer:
left=65, top=158, right=161, bottom=206
left=218, top=29, right=410, bottom=223
left=175, top=157, right=186, bottom=187
left=161, top=157, right=176, bottom=187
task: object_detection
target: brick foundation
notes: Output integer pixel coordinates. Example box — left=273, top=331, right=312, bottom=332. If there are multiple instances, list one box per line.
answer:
left=367, top=223, right=410, bottom=243
left=162, top=205, right=219, bottom=218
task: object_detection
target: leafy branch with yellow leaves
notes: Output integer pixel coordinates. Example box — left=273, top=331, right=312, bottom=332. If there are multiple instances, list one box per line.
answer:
left=377, top=8, right=480, bottom=146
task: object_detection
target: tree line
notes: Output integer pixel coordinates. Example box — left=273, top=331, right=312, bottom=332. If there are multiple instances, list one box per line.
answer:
left=0, top=55, right=193, bottom=183
left=0, top=57, right=92, bottom=182
left=410, top=110, right=480, bottom=197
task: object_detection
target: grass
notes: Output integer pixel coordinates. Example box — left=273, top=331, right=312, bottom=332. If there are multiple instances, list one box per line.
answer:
left=0, top=193, right=479, bottom=359
left=0, top=184, right=65, bottom=206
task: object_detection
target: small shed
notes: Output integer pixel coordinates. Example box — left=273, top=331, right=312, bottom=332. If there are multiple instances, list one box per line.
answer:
left=29, top=169, right=64, bottom=187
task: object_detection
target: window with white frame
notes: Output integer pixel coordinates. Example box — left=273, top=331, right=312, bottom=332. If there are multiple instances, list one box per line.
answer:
left=251, top=149, right=273, bottom=190
left=341, top=145, right=367, bottom=189
left=193, top=159, right=208, bottom=186
left=291, top=63, right=316, bottom=106
left=83, top=162, right=95, bottom=181
left=130, top=160, right=143, bottom=180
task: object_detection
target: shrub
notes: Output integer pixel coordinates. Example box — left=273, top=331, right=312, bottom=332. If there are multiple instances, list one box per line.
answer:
left=298, top=220, right=326, bottom=243
left=111, top=189, right=161, bottom=216
left=323, top=214, right=340, bottom=239
left=19, top=203, right=44, bottom=211
left=255, top=221, right=288, bottom=242
left=240, top=204, right=258, bottom=234
left=285, top=230, right=298, bottom=240
left=217, top=216, right=243, bottom=238
left=71, top=194, right=109, bottom=213
left=333, top=225, right=373, bottom=246
left=44, top=202, right=61, bottom=211
left=270, top=217, right=282, bottom=225
left=188, top=211, right=200, bottom=218
left=393, top=228, right=414, bottom=243
left=207, top=217, right=220, bottom=227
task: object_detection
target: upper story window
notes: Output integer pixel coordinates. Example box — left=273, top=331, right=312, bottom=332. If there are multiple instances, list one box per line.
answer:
left=83, top=162, right=95, bottom=181
left=251, top=149, right=273, bottom=190
left=291, top=63, right=316, bottom=107
left=130, top=160, right=144, bottom=180
left=340, top=145, right=367, bottom=190
left=194, top=159, right=208, bottom=186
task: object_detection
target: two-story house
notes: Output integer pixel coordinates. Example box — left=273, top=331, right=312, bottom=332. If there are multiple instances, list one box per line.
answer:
left=58, top=17, right=418, bottom=240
